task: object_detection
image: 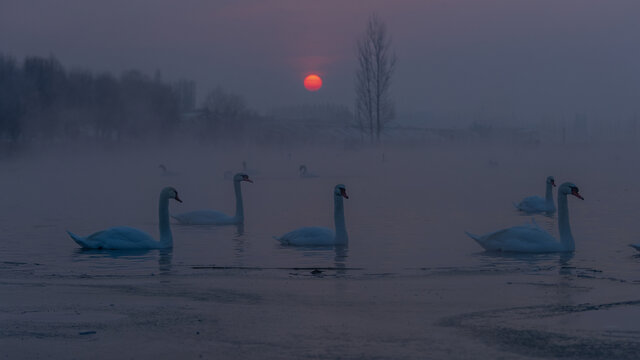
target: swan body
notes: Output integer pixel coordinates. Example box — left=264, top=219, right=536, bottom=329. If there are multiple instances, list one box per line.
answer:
left=68, top=187, right=182, bottom=250
left=276, top=184, right=349, bottom=246
left=468, top=182, right=583, bottom=253
left=629, top=244, right=640, bottom=252
left=172, top=173, right=252, bottom=225
left=515, top=176, right=556, bottom=214
left=299, top=165, right=318, bottom=178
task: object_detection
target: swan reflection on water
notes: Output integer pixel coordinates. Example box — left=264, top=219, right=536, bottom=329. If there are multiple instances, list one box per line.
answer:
left=278, top=245, right=350, bottom=276
left=71, top=248, right=173, bottom=274
left=472, top=250, right=605, bottom=282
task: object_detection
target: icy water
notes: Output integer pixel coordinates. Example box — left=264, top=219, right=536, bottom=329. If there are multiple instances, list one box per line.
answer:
left=1, top=142, right=640, bottom=359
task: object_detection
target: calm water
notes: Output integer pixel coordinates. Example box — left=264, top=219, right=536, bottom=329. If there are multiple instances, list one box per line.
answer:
left=1, top=142, right=639, bottom=359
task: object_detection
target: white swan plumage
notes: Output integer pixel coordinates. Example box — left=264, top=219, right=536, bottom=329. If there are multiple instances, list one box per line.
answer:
left=515, top=176, right=556, bottom=214
left=467, top=182, right=584, bottom=253
left=68, top=187, right=182, bottom=250
left=276, top=184, right=349, bottom=246
left=172, top=173, right=252, bottom=225
left=299, top=165, right=318, bottom=178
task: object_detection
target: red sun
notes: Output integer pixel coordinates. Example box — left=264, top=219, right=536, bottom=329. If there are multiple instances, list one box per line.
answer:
left=303, top=74, right=323, bottom=91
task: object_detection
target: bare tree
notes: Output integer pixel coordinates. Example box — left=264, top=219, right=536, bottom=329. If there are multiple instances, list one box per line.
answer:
left=355, top=13, right=396, bottom=142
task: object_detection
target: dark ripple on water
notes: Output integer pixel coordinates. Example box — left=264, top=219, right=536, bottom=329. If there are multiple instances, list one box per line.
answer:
left=440, top=300, right=640, bottom=359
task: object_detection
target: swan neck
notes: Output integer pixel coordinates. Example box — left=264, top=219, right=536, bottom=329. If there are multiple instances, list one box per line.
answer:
left=334, top=195, right=348, bottom=245
left=557, top=192, right=574, bottom=251
left=545, top=182, right=554, bottom=204
left=158, top=194, right=173, bottom=248
left=234, top=180, right=244, bottom=221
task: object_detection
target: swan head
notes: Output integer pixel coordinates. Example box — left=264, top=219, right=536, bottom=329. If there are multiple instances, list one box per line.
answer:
left=559, top=182, right=584, bottom=200
left=161, top=187, right=183, bottom=202
left=546, top=176, right=556, bottom=187
left=299, top=165, right=307, bottom=172
left=234, top=173, right=253, bottom=183
left=334, top=184, right=348, bottom=199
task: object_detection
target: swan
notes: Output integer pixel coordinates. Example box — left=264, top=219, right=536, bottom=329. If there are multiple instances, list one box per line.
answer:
left=515, top=176, right=556, bottom=214
left=159, top=164, right=179, bottom=176
left=67, top=187, right=182, bottom=249
left=629, top=244, right=640, bottom=252
left=276, top=184, right=349, bottom=246
left=172, top=173, right=253, bottom=225
left=467, top=182, right=584, bottom=253
left=299, top=165, right=318, bottom=178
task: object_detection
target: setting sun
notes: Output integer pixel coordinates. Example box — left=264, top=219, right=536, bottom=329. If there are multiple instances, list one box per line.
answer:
left=303, top=74, right=322, bottom=91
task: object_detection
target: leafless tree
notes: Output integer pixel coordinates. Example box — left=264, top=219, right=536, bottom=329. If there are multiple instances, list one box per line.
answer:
left=355, top=13, right=396, bottom=143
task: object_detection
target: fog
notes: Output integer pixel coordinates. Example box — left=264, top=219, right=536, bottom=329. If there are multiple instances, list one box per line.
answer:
left=2, top=1, right=640, bottom=358
left=2, top=0, right=640, bottom=123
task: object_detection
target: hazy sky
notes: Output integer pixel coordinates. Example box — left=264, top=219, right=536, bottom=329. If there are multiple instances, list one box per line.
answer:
left=2, top=0, right=639, bottom=123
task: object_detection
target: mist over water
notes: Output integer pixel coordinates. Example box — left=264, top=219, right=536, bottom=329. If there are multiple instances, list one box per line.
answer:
left=1, top=139, right=640, bottom=358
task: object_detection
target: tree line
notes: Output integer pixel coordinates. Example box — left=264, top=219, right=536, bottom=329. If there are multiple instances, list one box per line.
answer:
left=1, top=12, right=397, bottom=150
left=0, top=54, right=179, bottom=145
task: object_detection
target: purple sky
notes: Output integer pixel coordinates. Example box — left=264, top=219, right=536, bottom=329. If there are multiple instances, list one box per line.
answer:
left=2, top=0, right=639, bottom=122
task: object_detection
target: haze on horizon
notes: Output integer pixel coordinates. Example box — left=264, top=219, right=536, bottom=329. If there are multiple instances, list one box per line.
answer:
left=2, top=0, right=639, bottom=124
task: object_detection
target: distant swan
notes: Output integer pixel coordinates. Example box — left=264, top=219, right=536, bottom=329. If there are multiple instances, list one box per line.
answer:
left=467, top=182, right=584, bottom=253
left=68, top=187, right=182, bottom=249
left=515, top=176, right=556, bottom=214
left=172, top=173, right=253, bottom=225
left=159, top=164, right=179, bottom=176
left=630, top=244, right=640, bottom=252
left=276, top=184, right=349, bottom=246
left=299, top=165, right=318, bottom=178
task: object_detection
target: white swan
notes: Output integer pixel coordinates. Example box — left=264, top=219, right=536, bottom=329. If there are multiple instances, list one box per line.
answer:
left=467, top=182, right=584, bottom=253
left=515, top=176, right=556, bottom=214
left=68, top=187, right=182, bottom=250
left=172, top=173, right=252, bottom=225
left=276, top=184, right=349, bottom=246
left=299, top=165, right=318, bottom=178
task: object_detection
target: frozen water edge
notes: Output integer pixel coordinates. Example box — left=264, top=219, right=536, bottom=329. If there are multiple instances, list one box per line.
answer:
left=1, top=266, right=639, bottom=359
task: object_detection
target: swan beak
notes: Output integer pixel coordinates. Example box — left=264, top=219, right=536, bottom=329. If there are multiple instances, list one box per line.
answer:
left=551, top=180, right=556, bottom=187
left=571, top=189, right=584, bottom=200
left=340, top=188, right=349, bottom=199
left=175, top=195, right=183, bottom=203
left=244, top=179, right=253, bottom=183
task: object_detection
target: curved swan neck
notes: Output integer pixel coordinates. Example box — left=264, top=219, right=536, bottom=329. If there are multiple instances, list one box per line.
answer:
left=334, top=195, right=348, bottom=245
left=545, top=182, right=554, bottom=204
left=557, top=192, right=574, bottom=251
left=234, top=180, right=244, bottom=220
left=158, top=194, right=173, bottom=248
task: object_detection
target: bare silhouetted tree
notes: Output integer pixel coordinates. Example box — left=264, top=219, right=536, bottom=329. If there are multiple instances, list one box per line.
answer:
left=355, top=13, right=396, bottom=143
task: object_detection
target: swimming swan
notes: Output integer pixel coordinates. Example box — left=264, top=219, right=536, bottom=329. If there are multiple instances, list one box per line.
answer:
left=172, top=173, right=252, bottom=225
left=68, top=187, right=182, bottom=249
left=299, top=165, right=318, bottom=178
left=467, top=182, right=583, bottom=253
left=276, top=184, right=349, bottom=246
left=515, top=176, right=556, bottom=214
